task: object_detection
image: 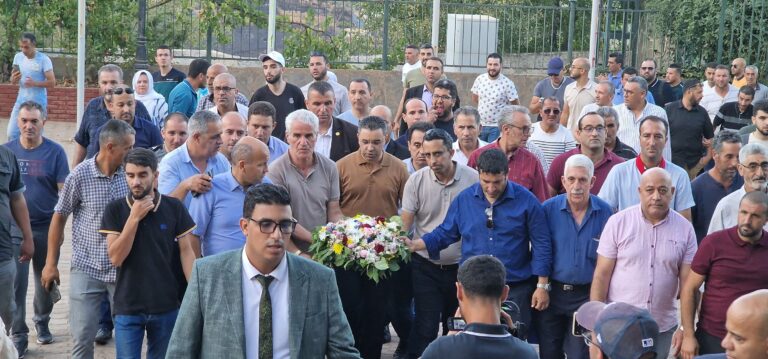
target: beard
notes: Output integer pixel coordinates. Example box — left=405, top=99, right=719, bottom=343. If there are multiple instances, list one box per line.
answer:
left=312, top=69, right=327, bottom=81
left=266, top=72, right=281, bottom=84
left=132, top=186, right=152, bottom=200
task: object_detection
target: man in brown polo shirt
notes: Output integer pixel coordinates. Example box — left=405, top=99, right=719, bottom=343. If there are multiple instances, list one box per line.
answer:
left=336, top=115, right=409, bottom=359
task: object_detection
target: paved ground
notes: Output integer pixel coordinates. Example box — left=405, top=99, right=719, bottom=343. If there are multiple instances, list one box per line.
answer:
left=2, top=119, right=400, bottom=358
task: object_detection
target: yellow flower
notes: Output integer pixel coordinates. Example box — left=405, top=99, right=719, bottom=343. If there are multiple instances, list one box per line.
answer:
left=333, top=243, right=344, bottom=254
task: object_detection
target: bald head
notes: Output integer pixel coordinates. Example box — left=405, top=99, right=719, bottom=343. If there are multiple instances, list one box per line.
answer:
left=573, top=57, right=590, bottom=71
left=638, top=167, right=674, bottom=222
left=206, top=64, right=229, bottom=88
left=730, top=290, right=768, bottom=332
left=220, top=111, right=246, bottom=159
left=640, top=167, right=672, bottom=186
left=370, top=105, right=393, bottom=132
left=231, top=136, right=270, bottom=185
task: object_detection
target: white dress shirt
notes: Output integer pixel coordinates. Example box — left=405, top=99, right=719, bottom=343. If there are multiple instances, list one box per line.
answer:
left=613, top=102, right=672, bottom=161
left=315, top=124, right=334, bottom=159
left=242, top=250, right=290, bottom=359
left=452, top=139, right=488, bottom=166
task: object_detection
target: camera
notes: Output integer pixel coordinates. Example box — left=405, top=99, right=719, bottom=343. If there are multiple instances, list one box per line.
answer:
left=501, top=300, right=527, bottom=340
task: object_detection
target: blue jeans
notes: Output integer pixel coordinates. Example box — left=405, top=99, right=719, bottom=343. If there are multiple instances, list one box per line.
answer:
left=12, top=224, right=55, bottom=339
left=479, top=126, right=500, bottom=143
left=114, top=309, right=179, bottom=359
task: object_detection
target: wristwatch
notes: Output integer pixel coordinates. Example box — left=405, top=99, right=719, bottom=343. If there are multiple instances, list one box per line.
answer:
left=536, top=283, right=551, bottom=291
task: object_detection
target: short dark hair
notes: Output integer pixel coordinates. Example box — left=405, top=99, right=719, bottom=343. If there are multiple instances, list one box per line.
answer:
left=716, top=64, right=730, bottom=72
left=623, top=67, right=638, bottom=76
left=423, top=128, right=453, bottom=151
left=307, top=81, right=335, bottom=98
left=165, top=112, right=188, bottom=124
left=243, top=183, right=291, bottom=218
left=406, top=44, right=419, bottom=50
left=455, top=106, right=481, bottom=125
left=309, top=51, right=329, bottom=64
left=20, top=32, right=36, bottom=45
left=359, top=115, right=388, bottom=134
left=419, top=43, right=434, bottom=51
left=638, top=115, right=669, bottom=138
left=608, top=52, right=624, bottom=64
left=487, top=53, right=503, bottom=63
left=248, top=101, right=276, bottom=121
left=157, top=45, right=171, bottom=52
left=476, top=149, right=508, bottom=175
left=740, top=86, right=756, bottom=98
left=18, top=100, right=46, bottom=119
left=99, top=119, right=136, bottom=147
left=350, top=78, right=371, bottom=92
left=188, top=58, right=211, bottom=78
left=668, top=63, right=682, bottom=75
left=407, top=121, right=435, bottom=143
left=741, top=191, right=768, bottom=216
left=434, top=79, right=458, bottom=100
left=124, top=148, right=158, bottom=172
left=706, top=62, right=719, bottom=70
left=713, top=130, right=742, bottom=153
left=457, top=255, right=506, bottom=299
left=754, top=99, right=768, bottom=115
left=425, top=56, right=444, bottom=68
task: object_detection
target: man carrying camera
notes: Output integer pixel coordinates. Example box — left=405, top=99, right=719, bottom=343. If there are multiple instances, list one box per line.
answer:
left=420, top=255, right=537, bottom=359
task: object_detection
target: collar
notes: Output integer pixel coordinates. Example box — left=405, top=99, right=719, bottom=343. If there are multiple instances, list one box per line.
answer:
left=242, top=248, right=288, bottom=282
left=125, top=190, right=162, bottom=213
left=320, top=122, right=334, bottom=137
left=427, top=162, right=462, bottom=185
left=575, top=80, right=596, bottom=91
left=649, top=78, right=659, bottom=87
left=356, top=151, right=391, bottom=167
left=558, top=193, right=601, bottom=214
left=423, top=85, right=433, bottom=94
left=90, top=156, right=123, bottom=179
left=728, top=227, right=768, bottom=247
left=491, top=139, right=520, bottom=160
left=179, top=143, right=193, bottom=163
left=635, top=155, right=666, bottom=174
left=677, top=100, right=700, bottom=112
left=472, top=180, right=516, bottom=203
left=460, top=323, right=512, bottom=337
left=224, top=170, right=246, bottom=192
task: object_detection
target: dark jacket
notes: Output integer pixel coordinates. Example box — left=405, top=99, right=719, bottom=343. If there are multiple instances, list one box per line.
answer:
left=385, top=140, right=410, bottom=160
left=329, top=117, right=360, bottom=162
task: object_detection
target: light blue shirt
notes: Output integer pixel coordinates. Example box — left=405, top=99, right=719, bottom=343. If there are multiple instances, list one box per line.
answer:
left=597, top=159, right=695, bottom=212
left=13, top=51, right=53, bottom=107
left=158, top=142, right=231, bottom=208
left=189, top=171, right=270, bottom=256
left=337, top=110, right=361, bottom=127
left=268, top=136, right=289, bottom=164
left=403, top=158, right=416, bottom=174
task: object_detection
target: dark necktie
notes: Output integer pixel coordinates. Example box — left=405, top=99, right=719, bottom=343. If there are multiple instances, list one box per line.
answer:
left=256, top=275, right=275, bottom=359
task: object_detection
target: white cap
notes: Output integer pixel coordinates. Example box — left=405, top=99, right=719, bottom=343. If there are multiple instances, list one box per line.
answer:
left=258, top=51, right=285, bottom=67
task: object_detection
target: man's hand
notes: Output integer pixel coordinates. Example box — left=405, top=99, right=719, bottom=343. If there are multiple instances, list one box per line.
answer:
left=500, top=308, right=514, bottom=329
left=531, top=288, right=550, bottom=311
left=10, top=70, right=21, bottom=84
left=19, top=238, right=34, bottom=262
left=41, top=264, right=60, bottom=291
left=680, top=332, right=699, bottom=359
left=403, top=237, right=425, bottom=252
left=129, top=196, right=154, bottom=222
left=186, top=174, right=213, bottom=195
left=23, top=77, right=35, bottom=87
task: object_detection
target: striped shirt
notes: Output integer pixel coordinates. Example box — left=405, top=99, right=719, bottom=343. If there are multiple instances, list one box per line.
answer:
left=528, top=123, right=577, bottom=167
left=613, top=102, right=672, bottom=161
left=597, top=205, right=698, bottom=332
left=54, top=157, right=128, bottom=283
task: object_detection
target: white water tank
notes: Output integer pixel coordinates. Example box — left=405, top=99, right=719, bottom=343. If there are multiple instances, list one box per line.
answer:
left=445, top=14, right=499, bottom=72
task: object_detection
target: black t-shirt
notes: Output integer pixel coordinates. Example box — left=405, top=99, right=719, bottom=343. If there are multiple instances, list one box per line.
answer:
left=665, top=100, right=715, bottom=168
left=649, top=78, right=675, bottom=107
left=152, top=68, right=187, bottom=102
left=421, top=323, right=538, bottom=359
left=100, top=194, right=196, bottom=315
left=249, top=83, right=306, bottom=141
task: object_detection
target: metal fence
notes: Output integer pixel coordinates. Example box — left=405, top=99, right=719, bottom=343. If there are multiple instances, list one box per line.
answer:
left=10, top=0, right=768, bottom=76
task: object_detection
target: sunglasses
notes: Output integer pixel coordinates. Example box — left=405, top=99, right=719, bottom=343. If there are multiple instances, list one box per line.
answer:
left=485, top=207, right=494, bottom=229
left=543, top=108, right=561, bottom=115
left=108, top=87, right=135, bottom=95
left=640, top=67, right=654, bottom=71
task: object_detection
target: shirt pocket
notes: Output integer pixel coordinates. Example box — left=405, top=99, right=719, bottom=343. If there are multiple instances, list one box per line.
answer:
left=0, top=162, right=13, bottom=190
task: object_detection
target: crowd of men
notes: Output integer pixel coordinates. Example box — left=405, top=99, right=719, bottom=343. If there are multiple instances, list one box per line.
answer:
left=2, top=32, right=768, bottom=359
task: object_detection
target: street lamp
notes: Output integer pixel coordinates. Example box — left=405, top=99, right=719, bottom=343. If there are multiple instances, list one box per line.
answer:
left=135, top=0, right=148, bottom=70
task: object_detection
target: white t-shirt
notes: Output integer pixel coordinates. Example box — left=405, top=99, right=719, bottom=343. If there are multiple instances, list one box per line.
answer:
left=471, top=73, right=518, bottom=127
left=528, top=122, right=577, bottom=167
left=700, top=85, right=739, bottom=121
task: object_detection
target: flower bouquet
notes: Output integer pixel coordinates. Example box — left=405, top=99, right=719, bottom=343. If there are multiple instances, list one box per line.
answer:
left=309, top=215, right=411, bottom=283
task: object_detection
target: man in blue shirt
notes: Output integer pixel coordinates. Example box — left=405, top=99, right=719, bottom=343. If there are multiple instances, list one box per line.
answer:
left=535, top=154, right=613, bottom=359
left=246, top=101, right=288, bottom=164
left=158, top=110, right=230, bottom=208
left=93, top=85, right=162, bottom=152
left=8, top=33, right=55, bottom=141
left=407, top=148, right=553, bottom=330
left=168, top=58, right=210, bottom=118
left=73, top=64, right=152, bottom=164
left=5, top=101, right=69, bottom=354
left=188, top=137, right=270, bottom=256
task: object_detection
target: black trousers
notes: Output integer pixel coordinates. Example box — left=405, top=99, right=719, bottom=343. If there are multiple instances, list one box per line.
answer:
left=386, top=261, right=413, bottom=350
left=335, top=268, right=391, bottom=359
left=696, top=327, right=725, bottom=355
left=407, top=255, right=458, bottom=358
left=534, top=281, right=590, bottom=359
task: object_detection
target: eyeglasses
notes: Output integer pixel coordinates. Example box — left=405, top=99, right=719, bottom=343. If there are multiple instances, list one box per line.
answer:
left=740, top=162, right=768, bottom=172
left=247, top=218, right=298, bottom=234
left=582, top=332, right=597, bottom=347
left=508, top=124, right=531, bottom=134
left=434, top=95, right=452, bottom=102
left=640, top=67, right=655, bottom=71
left=108, top=87, right=134, bottom=95
left=580, top=126, right=606, bottom=133
left=214, top=86, right=235, bottom=93
left=543, top=108, right=561, bottom=115
left=485, top=207, right=494, bottom=229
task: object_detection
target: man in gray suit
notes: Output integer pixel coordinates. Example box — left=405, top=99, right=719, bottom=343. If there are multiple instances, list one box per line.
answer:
left=166, top=183, right=360, bottom=358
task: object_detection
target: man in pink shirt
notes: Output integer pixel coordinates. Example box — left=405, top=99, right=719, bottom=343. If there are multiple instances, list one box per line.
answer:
left=591, top=167, right=698, bottom=359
